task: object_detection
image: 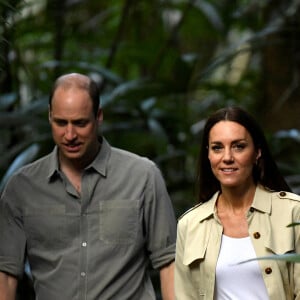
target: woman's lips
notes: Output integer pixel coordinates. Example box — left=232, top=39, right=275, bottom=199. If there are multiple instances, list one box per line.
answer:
left=220, top=168, right=238, bottom=173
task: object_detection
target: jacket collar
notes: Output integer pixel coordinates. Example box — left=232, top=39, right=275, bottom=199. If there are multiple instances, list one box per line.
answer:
left=197, top=192, right=219, bottom=222
left=251, top=185, right=272, bottom=214
left=196, top=185, right=271, bottom=223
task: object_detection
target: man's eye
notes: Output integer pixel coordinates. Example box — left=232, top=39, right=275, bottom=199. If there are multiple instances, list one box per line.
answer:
left=55, top=120, right=67, bottom=126
left=75, top=121, right=88, bottom=127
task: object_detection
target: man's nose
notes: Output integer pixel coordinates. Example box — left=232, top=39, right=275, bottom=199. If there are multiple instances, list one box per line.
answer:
left=65, top=124, right=77, bottom=140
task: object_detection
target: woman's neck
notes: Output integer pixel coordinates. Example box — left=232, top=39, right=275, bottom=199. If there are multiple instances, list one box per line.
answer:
left=218, top=184, right=257, bottom=214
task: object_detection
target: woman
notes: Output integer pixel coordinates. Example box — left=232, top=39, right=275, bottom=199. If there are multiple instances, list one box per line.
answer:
left=175, top=106, right=300, bottom=299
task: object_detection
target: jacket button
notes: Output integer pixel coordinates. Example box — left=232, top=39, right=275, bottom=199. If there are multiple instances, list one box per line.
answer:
left=265, top=267, right=272, bottom=274
left=253, top=232, right=261, bottom=239
left=279, top=191, right=286, bottom=197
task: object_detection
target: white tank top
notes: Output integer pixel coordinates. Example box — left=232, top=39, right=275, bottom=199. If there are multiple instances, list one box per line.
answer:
left=215, top=235, right=269, bottom=300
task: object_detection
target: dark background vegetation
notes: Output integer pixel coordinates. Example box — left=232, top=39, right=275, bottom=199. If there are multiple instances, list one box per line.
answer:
left=1, top=0, right=300, bottom=299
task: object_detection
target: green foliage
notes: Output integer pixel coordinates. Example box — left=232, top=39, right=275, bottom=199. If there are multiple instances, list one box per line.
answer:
left=1, top=0, right=300, bottom=204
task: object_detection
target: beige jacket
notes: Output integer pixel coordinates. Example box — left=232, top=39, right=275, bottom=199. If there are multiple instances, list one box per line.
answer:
left=175, top=185, right=300, bottom=300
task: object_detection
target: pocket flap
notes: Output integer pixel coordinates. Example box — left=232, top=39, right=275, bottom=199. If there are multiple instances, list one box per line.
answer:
left=265, top=234, right=294, bottom=255
left=182, top=221, right=211, bottom=266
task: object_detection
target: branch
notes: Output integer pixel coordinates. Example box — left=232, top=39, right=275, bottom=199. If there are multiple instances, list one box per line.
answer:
left=100, top=0, right=133, bottom=92
left=149, top=0, right=196, bottom=78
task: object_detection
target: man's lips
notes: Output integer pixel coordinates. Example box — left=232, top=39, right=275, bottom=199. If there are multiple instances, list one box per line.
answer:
left=63, top=143, right=81, bottom=152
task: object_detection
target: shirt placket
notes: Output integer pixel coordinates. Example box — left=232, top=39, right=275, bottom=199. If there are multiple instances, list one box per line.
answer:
left=78, top=170, right=101, bottom=300
left=79, top=173, right=89, bottom=300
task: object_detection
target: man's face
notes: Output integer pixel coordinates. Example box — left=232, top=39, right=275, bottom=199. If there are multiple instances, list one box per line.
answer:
left=49, top=87, right=102, bottom=165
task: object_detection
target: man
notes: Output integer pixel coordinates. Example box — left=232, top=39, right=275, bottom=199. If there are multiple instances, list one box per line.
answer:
left=0, top=73, right=176, bottom=300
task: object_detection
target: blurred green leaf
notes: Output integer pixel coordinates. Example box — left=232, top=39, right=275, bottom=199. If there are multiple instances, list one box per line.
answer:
left=0, top=93, right=18, bottom=109
left=287, top=222, right=300, bottom=227
left=0, top=143, right=40, bottom=191
left=240, top=253, right=300, bottom=264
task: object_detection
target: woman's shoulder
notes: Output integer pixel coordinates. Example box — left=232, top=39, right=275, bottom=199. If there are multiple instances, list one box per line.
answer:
left=178, top=203, right=204, bottom=221
left=272, top=190, right=300, bottom=203
left=258, top=185, right=300, bottom=202
left=178, top=196, right=217, bottom=224
left=178, top=192, right=219, bottom=222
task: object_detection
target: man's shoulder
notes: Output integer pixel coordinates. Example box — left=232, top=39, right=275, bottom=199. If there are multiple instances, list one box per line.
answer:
left=1, top=152, right=53, bottom=195
left=11, top=152, right=53, bottom=179
left=102, top=137, right=154, bottom=167
left=103, top=139, right=161, bottom=180
left=111, top=146, right=155, bottom=167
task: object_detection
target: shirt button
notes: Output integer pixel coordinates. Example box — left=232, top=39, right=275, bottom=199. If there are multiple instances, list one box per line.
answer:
left=80, top=272, right=86, bottom=277
left=265, top=267, right=272, bottom=274
left=250, top=207, right=254, bottom=213
left=279, top=191, right=286, bottom=197
left=253, top=232, right=261, bottom=239
left=82, top=242, right=87, bottom=247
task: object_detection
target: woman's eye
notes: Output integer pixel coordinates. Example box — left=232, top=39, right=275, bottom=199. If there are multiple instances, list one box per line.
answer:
left=233, top=143, right=246, bottom=151
left=211, top=145, right=222, bottom=152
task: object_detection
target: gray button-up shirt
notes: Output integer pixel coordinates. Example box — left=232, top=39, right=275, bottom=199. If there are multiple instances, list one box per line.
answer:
left=0, top=137, right=176, bottom=299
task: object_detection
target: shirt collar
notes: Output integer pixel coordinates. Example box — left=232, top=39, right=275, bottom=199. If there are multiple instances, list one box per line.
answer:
left=47, top=147, right=60, bottom=180
left=47, top=136, right=111, bottom=180
left=87, top=137, right=110, bottom=176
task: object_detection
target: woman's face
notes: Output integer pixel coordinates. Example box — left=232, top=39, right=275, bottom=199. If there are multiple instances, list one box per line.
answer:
left=208, top=121, right=261, bottom=189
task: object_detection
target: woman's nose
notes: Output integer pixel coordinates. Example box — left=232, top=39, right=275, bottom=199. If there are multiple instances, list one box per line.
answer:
left=223, top=148, right=233, bottom=162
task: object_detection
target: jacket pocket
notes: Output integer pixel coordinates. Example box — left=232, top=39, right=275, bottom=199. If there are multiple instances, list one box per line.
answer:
left=265, top=229, right=294, bottom=255
left=182, top=220, right=211, bottom=266
left=264, top=229, right=295, bottom=300
left=181, top=220, right=212, bottom=291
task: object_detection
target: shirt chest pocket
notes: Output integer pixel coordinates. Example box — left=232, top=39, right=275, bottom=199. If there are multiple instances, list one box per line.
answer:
left=99, top=199, right=139, bottom=244
left=24, top=205, right=67, bottom=250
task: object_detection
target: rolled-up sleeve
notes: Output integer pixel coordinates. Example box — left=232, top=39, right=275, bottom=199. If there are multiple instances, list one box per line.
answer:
left=144, top=163, right=176, bottom=270
left=0, top=175, right=26, bottom=278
